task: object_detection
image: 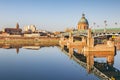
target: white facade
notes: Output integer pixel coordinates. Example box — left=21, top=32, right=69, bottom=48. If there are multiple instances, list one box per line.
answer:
left=24, top=25, right=36, bottom=32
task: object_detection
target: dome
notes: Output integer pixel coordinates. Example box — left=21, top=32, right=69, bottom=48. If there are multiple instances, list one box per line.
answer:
left=78, top=14, right=89, bottom=25
left=77, top=14, right=89, bottom=30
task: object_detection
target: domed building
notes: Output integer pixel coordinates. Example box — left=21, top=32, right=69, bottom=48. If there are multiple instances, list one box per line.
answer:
left=77, top=14, right=89, bottom=30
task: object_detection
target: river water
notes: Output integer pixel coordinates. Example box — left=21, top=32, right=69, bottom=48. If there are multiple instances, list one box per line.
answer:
left=0, top=46, right=119, bottom=80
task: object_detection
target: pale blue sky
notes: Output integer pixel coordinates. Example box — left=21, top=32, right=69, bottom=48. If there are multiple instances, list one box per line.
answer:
left=0, top=0, right=120, bottom=31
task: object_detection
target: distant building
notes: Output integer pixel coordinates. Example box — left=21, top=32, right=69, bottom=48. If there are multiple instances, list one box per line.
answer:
left=24, top=33, right=40, bottom=37
left=65, top=28, right=74, bottom=32
left=35, top=30, right=49, bottom=36
left=3, top=23, right=22, bottom=35
left=23, top=25, right=36, bottom=33
left=77, top=14, right=89, bottom=30
left=53, top=31, right=61, bottom=35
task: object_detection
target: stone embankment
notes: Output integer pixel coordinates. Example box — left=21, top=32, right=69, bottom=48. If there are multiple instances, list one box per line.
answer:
left=0, top=36, right=59, bottom=45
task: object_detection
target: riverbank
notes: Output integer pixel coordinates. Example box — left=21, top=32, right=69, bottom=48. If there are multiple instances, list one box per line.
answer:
left=0, top=37, right=59, bottom=46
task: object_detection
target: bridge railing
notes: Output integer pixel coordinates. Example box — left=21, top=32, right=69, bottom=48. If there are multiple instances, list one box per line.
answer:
left=57, top=28, right=120, bottom=37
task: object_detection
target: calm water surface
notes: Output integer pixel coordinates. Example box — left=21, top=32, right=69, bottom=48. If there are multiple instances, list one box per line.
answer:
left=0, top=46, right=119, bottom=80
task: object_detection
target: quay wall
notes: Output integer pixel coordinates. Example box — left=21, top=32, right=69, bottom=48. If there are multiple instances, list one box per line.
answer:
left=0, top=36, right=59, bottom=45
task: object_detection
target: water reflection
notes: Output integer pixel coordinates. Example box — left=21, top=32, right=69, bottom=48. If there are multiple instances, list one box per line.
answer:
left=116, top=44, right=120, bottom=50
left=0, top=44, right=99, bottom=80
left=0, top=43, right=120, bottom=80
left=60, top=46, right=120, bottom=80
left=94, top=62, right=120, bottom=80
left=0, top=43, right=58, bottom=54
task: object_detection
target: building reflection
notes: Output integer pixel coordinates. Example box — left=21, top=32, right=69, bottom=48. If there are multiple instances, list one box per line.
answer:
left=0, top=44, right=22, bottom=54
left=22, top=46, right=40, bottom=50
left=0, top=43, right=120, bottom=79
left=0, top=43, right=58, bottom=54
left=16, top=47, right=19, bottom=54
left=61, top=46, right=120, bottom=80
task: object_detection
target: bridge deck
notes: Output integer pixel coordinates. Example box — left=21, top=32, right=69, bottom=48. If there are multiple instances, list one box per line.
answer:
left=58, top=28, right=120, bottom=37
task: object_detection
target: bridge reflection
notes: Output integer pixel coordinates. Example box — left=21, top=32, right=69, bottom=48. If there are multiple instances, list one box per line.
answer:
left=60, top=46, right=120, bottom=80
left=0, top=43, right=120, bottom=80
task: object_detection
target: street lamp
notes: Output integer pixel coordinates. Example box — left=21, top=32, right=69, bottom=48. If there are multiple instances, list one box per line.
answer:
left=104, top=20, right=107, bottom=32
left=115, top=22, right=117, bottom=28
left=93, top=22, right=96, bottom=32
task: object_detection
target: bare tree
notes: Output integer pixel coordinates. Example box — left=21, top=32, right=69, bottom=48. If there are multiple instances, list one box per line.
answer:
left=97, top=25, right=99, bottom=28
left=115, top=22, right=117, bottom=25
left=104, top=20, right=107, bottom=24
left=93, top=22, right=96, bottom=32
left=114, top=22, right=118, bottom=28
left=93, top=22, right=96, bottom=26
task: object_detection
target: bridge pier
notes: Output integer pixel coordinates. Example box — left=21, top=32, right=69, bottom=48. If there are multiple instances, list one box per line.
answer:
left=59, top=36, right=68, bottom=50
left=107, top=55, right=114, bottom=65
left=67, top=37, right=86, bottom=54
left=69, top=47, right=74, bottom=58
left=86, top=52, right=94, bottom=73
left=84, top=28, right=116, bottom=72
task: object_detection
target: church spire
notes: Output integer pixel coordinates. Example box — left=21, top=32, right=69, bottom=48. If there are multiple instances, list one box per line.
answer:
left=16, top=22, right=19, bottom=29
